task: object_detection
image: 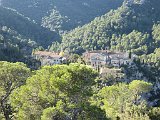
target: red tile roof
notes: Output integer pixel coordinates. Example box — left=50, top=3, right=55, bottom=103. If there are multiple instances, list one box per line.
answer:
left=34, top=51, right=62, bottom=58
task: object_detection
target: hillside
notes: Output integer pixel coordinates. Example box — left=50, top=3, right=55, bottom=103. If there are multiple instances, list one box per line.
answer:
left=0, top=7, right=60, bottom=47
left=1, top=0, right=124, bottom=32
left=1, top=0, right=53, bottom=22
left=0, top=6, right=59, bottom=66
left=60, top=0, right=160, bottom=54
left=0, top=1, right=160, bottom=120
left=0, top=25, right=38, bottom=61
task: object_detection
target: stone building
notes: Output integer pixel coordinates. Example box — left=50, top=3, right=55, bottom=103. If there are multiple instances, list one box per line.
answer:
left=83, top=50, right=135, bottom=70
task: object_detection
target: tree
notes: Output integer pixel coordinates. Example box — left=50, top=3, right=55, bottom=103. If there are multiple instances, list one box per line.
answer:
left=129, top=80, right=152, bottom=94
left=0, top=61, right=30, bottom=120
left=92, top=80, right=152, bottom=119
left=152, top=24, right=160, bottom=47
left=10, top=64, right=106, bottom=120
left=149, top=107, right=160, bottom=120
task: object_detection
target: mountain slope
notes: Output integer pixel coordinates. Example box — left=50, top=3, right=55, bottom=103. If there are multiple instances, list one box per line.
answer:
left=60, top=0, right=160, bottom=54
left=0, top=7, right=60, bottom=47
left=1, top=0, right=124, bottom=32
left=1, top=0, right=53, bottom=22
left=0, top=26, right=38, bottom=61
left=41, top=0, right=124, bottom=32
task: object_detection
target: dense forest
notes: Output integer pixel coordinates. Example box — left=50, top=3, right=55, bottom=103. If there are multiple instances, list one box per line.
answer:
left=1, top=0, right=123, bottom=33
left=60, top=0, right=160, bottom=55
left=0, top=6, right=59, bottom=62
left=0, top=25, right=37, bottom=61
left=0, top=7, right=60, bottom=47
left=0, top=0, right=160, bottom=119
left=0, top=62, right=160, bottom=120
left=0, top=0, right=125, bottom=61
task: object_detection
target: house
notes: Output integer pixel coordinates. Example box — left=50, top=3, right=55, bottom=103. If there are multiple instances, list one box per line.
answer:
left=83, top=50, right=109, bottom=67
left=83, top=50, right=135, bottom=70
left=33, top=51, right=67, bottom=66
left=109, top=52, right=133, bottom=67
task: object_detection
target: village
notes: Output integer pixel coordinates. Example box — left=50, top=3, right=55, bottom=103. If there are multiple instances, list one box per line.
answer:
left=33, top=50, right=137, bottom=77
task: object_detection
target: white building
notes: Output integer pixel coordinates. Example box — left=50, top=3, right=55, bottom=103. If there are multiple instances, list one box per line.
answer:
left=33, top=51, right=67, bottom=66
left=83, top=50, right=135, bottom=70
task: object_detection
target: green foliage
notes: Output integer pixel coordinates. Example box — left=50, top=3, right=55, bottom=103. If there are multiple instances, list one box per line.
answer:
left=138, top=48, right=160, bottom=81
left=0, top=7, right=60, bottom=48
left=129, top=80, right=152, bottom=93
left=41, top=0, right=123, bottom=33
left=152, top=24, right=160, bottom=47
left=0, top=63, right=157, bottom=120
left=0, top=0, right=160, bottom=119
left=0, top=61, right=30, bottom=119
left=41, top=9, right=67, bottom=34
left=60, top=0, right=160, bottom=54
left=149, top=107, right=160, bottom=120
left=92, top=80, right=153, bottom=120
left=48, top=41, right=61, bottom=52
left=0, top=26, right=38, bottom=61
left=41, top=102, right=68, bottom=120
left=67, top=54, right=84, bottom=64
left=2, top=0, right=123, bottom=32
left=111, top=30, right=149, bottom=55
left=10, top=64, right=104, bottom=120
left=0, top=6, right=60, bottom=66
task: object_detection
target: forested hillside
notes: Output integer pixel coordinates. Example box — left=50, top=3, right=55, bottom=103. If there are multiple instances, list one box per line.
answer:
left=0, top=7, right=60, bottom=47
left=0, top=0, right=125, bottom=60
left=1, top=0, right=53, bottom=22
left=0, top=25, right=38, bottom=61
left=60, top=0, right=160, bottom=54
left=0, top=62, right=159, bottom=120
left=1, top=0, right=123, bottom=32
left=0, top=6, right=60, bottom=65
left=0, top=1, right=160, bottom=120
